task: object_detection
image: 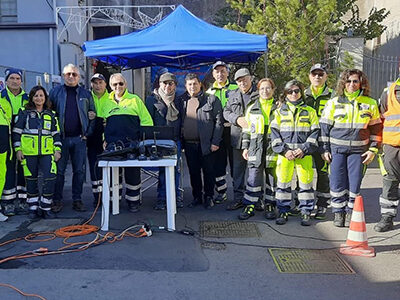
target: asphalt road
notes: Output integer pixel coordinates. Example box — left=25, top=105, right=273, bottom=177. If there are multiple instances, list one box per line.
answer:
left=0, top=163, right=399, bottom=300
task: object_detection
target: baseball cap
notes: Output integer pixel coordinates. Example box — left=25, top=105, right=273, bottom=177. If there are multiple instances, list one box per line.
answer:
left=159, top=72, right=177, bottom=83
left=212, top=61, right=227, bottom=70
left=5, top=68, right=23, bottom=81
left=91, top=73, right=106, bottom=82
left=234, top=68, right=251, bottom=81
left=310, top=64, right=327, bottom=73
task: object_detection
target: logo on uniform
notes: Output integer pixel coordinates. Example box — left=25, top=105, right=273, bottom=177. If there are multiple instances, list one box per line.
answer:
left=30, top=112, right=36, bottom=118
left=251, top=123, right=256, bottom=133
left=359, top=103, right=369, bottom=110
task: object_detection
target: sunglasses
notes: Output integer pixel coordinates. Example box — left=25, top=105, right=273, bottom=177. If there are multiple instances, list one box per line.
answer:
left=112, top=82, right=125, bottom=87
left=346, top=79, right=360, bottom=84
left=311, top=72, right=325, bottom=77
left=286, top=89, right=301, bottom=95
left=162, top=81, right=175, bottom=86
left=65, top=72, right=78, bottom=77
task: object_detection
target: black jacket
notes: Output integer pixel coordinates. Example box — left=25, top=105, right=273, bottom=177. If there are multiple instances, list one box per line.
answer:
left=145, top=92, right=183, bottom=141
left=179, top=91, right=223, bottom=156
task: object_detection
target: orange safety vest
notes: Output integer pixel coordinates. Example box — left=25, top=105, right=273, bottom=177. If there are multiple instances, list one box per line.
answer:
left=383, top=82, right=400, bottom=146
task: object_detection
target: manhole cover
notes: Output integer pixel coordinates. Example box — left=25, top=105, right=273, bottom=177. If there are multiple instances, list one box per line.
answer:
left=200, top=221, right=261, bottom=238
left=268, top=248, right=355, bottom=274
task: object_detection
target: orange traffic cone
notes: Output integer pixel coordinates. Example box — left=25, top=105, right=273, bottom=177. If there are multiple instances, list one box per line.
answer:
left=340, top=195, right=375, bottom=257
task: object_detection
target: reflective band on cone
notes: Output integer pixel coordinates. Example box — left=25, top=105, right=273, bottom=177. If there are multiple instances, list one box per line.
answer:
left=340, top=195, right=375, bottom=258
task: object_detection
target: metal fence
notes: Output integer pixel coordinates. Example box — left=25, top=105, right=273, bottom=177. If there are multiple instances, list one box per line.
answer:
left=363, top=54, right=400, bottom=99
left=0, top=65, right=56, bottom=93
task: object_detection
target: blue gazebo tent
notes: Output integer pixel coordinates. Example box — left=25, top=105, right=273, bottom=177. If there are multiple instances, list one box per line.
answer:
left=82, top=5, right=268, bottom=69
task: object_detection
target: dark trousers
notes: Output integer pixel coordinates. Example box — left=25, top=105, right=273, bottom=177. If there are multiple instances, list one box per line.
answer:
left=380, top=144, right=400, bottom=217
left=22, top=155, right=56, bottom=211
left=330, top=152, right=363, bottom=213
left=214, top=127, right=233, bottom=195
left=2, top=152, right=26, bottom=204
left=185, top=142, right=216, bottom=200
left=54, top=136, right=86, bottom=202
left=232, top=148, right=247, bottom=202
left=87, top=142, right=103, bottom=203
left=158, top=141, right=182, bottom=201
left=124, top=167, right=141, bottom=204
left=313, top=152, right=331, bottom=208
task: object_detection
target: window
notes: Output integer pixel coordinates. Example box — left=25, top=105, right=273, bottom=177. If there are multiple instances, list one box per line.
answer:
left=0, top=0, right=17, bottom=23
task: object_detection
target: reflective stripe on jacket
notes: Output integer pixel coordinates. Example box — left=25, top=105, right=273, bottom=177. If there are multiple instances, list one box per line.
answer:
left=270, top=101, right=319, bottom=155
left=382, top=81, right=400, bottom=146
left=12, top=109, right=61, bottom=156
left=242, top=98, right=277, bottom=168
left=320, top=94, right=382, bottom=153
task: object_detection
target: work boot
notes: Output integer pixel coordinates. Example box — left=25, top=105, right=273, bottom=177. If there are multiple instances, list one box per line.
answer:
left=344, top=211, right=352, bottom=227
left=72, top=200, right=87, bottom=212
left=214, top=192, right=227, bottom=204
left=301, top=213, right=312, bottom=226
left=374, top=215, right=394, bottom=232
left=41, top=209, right=57, bottom=219
left=127, top=201, right=140, bottom=213
left=333, top=212, right=345, bottom=227
left=188, top=197, right=202, bottom=208
left=176, top=199, right=184, bottom=208
left=264, top=204, right=277, bottom=220
left=0, top=212, right=8, bottom=222
left=204, top=196, right=214, bottom=209
left=51, top=200, right=63, bottom=213
left=238, top=205, right=255, bottom=220
left=28, top=210, right=40, bottom=220
left=288, top=206, right=301, bottom=216
left=2, top=201, right=15, bottom=216
left=314, top=206, right=327, bottom=220
left=276, top=212, right=289, bottom=225
left=15, top=199, right=29, bottom=215
left=154, top=199, right=166, bottom=211
left=226, top=200, right=244, bottom=211
left=255, top=199, right=265, bottom=211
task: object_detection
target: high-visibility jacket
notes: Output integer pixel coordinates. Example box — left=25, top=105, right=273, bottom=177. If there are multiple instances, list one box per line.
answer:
left=320, top=93, right=382, bottom=153
left=13, top=109, right=62, bottom=156
left=0, top=87, right=28, bottom=120
left=242, top=97, right=277, bottom=168
left=102, top=89, right=153, bottom=143
left=381, top=80, right=400, bottom=146
left=304, top=84, right=333, bottom=117
left=92, top=90, right=109, bottom=119
left=0, top=98, right=12, bottom=153
left=270, top=100, right=320, bottom=155
left=206, top=80, right=238, bottom=109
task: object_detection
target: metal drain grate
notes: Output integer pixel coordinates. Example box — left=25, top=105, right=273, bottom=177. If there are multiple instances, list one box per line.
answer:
left=200, top=221, right=261, bottom=238
left=268, top=248, right=355, bottom=274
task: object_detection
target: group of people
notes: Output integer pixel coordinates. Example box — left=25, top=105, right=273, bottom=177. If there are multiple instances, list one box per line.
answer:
left=0, top=61, right=399, bottom=233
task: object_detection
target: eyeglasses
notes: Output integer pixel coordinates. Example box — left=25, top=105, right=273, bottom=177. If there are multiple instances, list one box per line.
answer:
left=162, top=81, right=175, bottom=86
left=286, top=89, right=301, bottom=95
left=311, top=72, right=325, bottom=77
left=346, top=79, right=360, bottom=84
left=65, top=72, right=78, bottom=77
left=112, top=82, right=125, bottom=87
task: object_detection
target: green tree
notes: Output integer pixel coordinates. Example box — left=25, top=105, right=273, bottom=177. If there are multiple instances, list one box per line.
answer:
left=336, top=0, right=389, bottom=40
left=220, top=0, right=389, bottom=90
left=224, top=0, right=338, bottom=89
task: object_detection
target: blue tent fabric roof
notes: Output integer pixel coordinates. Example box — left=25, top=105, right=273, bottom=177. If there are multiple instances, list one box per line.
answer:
left=83, top=5, right=268, bottom=69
